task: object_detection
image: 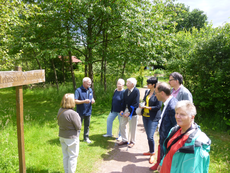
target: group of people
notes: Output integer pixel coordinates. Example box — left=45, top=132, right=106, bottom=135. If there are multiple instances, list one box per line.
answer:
left=57, top=73, right=211, bottom=173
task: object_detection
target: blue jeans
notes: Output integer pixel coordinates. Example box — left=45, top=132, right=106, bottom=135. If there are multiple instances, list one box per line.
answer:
left=142, top=116, right=158, bottom=154
left=106, top=111, right=121, bottom=136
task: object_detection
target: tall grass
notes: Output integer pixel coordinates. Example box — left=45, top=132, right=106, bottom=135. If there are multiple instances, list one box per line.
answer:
left=0, top=82, right=230, bottom=173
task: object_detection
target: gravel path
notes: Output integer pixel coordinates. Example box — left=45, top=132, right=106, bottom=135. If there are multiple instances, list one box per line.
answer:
left=93, top=88, right=159, bottom=173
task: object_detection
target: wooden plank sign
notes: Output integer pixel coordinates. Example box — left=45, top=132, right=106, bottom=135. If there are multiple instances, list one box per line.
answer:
left=0, top=67, right=45, bottom=173
left=0, top=69, right=45, bottom=89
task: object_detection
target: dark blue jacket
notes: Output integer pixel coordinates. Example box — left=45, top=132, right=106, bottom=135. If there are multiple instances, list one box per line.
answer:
left=74, top=85, right=93, bottom=116
left=159, top=96, right=178, bottom=159
left=142, top=89, right=162, bottom=121
left=121, top=87, right=140, bottom=116
left=111, top=89, right=125, bottom=112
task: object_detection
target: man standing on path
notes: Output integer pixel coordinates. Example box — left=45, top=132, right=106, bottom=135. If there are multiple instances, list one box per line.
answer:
left=75, top=77, right=95, bottom=143
left=118, top=78, right=140, bottom=148
left=169, top=72, right=193, bottom=102
left=150, top=82, right=178, bottom=171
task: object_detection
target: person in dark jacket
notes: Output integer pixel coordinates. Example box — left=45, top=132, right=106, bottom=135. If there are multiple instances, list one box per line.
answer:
left=140, top=77, right=162, bottom=164
left=150, top=82, right=178, bottom=171
left=74, top=77, right=95, bottom=144
left=103, top=79, right=125, bottom=138
left=118, top=78, right=140, bottom=148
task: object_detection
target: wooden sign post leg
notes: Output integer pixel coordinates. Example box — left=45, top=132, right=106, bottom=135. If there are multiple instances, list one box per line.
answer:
left=15, top=67, right=26, bottom=173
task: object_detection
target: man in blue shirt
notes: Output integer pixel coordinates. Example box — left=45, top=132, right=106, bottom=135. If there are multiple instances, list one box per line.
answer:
left=75, top=77, right=95, bottom=143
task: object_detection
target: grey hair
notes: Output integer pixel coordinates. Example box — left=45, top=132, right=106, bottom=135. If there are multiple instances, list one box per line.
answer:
left=83, top=77, right=91, bottom=83
left=127, top=78, right=137, bottom=87
left=117, top=78, right=125, bottom=85
left=175, top=100, right=197, bottom=117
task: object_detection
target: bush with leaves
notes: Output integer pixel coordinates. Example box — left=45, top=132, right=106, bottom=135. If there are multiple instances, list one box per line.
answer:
left=167, top=24, right=230, bottom=131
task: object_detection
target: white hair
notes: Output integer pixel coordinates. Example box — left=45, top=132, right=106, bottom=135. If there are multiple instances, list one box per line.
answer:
left=117, top=78, right=125, bottom=85
left=127, top=78, right=137, bottom=87
left=175, top=100, right=197, bottom=117
left=83, top=77, right=91, bottom=83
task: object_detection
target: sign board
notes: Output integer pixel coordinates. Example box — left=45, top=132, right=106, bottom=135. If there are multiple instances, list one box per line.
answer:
left=0, top=67, right=45, bottom=173
left=0, top=70, right=45, bottom=89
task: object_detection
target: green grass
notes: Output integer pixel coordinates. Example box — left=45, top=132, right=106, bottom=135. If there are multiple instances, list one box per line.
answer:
left=0, top=83, right=119, bottom=173
left=0, top=83, right=229, bottom=173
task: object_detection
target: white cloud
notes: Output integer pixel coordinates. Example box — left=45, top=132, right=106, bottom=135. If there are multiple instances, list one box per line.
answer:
left=176, top=0, right=230, bottom=27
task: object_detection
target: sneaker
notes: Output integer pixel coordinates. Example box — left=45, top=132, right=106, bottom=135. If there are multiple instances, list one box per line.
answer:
left=84, top=138, right=92, bottom=144
left=116, top=136, right=122, bottom=141
left=102, top=134, right=112, bottom=137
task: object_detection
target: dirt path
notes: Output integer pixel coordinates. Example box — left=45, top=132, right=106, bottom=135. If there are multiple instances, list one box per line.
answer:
left=93, top=88, right=159, bottom=173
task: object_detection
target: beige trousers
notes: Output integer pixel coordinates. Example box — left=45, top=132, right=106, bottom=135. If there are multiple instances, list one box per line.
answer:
left=120, top=115, right=138, bottom=143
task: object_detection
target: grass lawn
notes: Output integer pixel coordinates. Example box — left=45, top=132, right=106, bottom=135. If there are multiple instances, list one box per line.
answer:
left=0, top=84, right=230, bottom=173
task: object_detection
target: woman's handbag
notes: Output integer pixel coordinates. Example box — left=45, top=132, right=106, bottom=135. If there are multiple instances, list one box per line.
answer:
left=136, top=101, right=145, bottom=115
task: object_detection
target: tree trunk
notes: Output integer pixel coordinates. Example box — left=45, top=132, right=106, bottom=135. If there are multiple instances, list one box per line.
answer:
left=101, top=57, right=104, bottom=85
left=87, top=17, right=94, bottom=92
left=103, top=32, right=108, bottom=91
left=35, top=58, right=42, bottom=69
left=51, top=59, right=59, bottom=91
left=69, top=51, right=77, bottom=91
left=61, top=55, right=66, bottom=84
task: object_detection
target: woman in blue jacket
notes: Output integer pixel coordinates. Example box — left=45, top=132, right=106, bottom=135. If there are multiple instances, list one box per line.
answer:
left=140, top=77, right=162, bottom=164
left=103, top=79, right=125, bottom=138
left=158, top=100, right=211, bottom=173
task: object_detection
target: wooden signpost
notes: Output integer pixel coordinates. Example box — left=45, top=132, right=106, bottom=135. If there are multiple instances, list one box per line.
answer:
left=0, top=67, right=45, bottom=173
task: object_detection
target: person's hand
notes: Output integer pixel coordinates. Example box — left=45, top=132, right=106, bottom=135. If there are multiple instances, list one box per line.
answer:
left=157, top=165, right=161, bottom=172
left=91, top=98, right=95, bottom=104
left=84, top=99, right=91, bottom=104
left=120, top=111, right=124, bottom=116
left=124, top=112, right=130, bottom=117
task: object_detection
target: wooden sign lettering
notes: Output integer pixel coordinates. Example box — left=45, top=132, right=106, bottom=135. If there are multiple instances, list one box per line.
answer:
left=0, top=70, right=45, bottom=89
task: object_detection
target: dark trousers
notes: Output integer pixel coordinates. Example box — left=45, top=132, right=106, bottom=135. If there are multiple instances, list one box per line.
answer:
left=80, top=115, right=91, bottom=140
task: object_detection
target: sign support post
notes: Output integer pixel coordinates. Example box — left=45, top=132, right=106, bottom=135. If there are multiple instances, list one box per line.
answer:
left=15, top=66, right=26, bottom=173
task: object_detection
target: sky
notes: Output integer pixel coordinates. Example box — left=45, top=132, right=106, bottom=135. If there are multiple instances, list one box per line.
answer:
left=176, top=0, right=230, bottom=27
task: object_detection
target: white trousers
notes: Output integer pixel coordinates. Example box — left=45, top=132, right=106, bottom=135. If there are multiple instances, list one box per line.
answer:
left=59, top=137, right=79, bottom=173
left=120, top=115, right=138, bottom=143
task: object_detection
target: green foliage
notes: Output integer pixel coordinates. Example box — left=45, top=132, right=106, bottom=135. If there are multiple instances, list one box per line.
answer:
left=154, top=69, right=164, bottom=75
left=167, top=24, right=230, bottom=131
left=173, top=3, right=208, bottom=32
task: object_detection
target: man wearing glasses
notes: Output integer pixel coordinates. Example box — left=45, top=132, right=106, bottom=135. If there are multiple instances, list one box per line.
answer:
left=169, top=72, right=193, bottom=102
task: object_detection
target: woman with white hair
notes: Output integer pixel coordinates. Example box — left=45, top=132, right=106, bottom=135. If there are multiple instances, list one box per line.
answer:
left=57, top=93, right=81, bottom=173
left=103, top=79, right=125, bottom=138
left=157, top=100, right=211, bottom=173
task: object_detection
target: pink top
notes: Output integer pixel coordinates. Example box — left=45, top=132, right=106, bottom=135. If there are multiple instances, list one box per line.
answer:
left=171, top=87, right=181, bottom=98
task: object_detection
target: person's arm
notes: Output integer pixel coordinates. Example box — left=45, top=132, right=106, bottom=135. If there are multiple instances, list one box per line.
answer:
left=91, top=98, right=95, bottom=104
left=71, top=111, right=82, bottom=131
left=74, top=88, right=91, bottom=104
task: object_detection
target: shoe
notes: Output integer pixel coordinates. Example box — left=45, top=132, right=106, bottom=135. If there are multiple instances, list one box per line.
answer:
left=128, top=142, right=135, bottom=148
left=84, top=138, right=92, bottom=144
left=116, top=136, right=122, bottom=141
left=149, top=162, right=159, bottom=171
left=143, top=152, right=150, bottom=155
left=117, top=141, right=128, bottom=146
left=149, top=153, right=155, bottom=164
left=103, top=134, right=112, bottom=137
